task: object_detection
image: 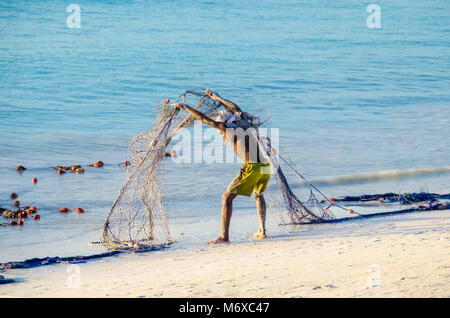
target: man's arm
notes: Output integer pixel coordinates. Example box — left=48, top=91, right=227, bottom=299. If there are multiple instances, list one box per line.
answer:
left=176, top=103, right=226, bottom=133
left=205, top=89, right=245, bottom=118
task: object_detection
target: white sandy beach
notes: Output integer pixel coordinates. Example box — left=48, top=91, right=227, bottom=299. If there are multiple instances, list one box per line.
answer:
left=1, top=210, right=449, bottom=298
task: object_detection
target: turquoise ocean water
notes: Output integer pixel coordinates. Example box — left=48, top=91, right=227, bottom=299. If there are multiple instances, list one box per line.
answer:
left=0, top=0, right=449, bottom=261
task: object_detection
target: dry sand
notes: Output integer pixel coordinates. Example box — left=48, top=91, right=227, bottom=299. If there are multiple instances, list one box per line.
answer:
left=1, top=210, right=449, bottom=298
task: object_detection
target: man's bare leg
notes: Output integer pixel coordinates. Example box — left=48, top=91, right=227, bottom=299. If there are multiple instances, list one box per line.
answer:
left=254, top=193, right=267, bottom=239
left=208, top=191, right=238, bottom=244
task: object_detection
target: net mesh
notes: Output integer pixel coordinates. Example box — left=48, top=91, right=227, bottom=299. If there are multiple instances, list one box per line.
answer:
left=101, top=90, right=224, bottom=249
left=266, top=154, right=336, bottom=225
left=101, top=89, right=335, bottom=249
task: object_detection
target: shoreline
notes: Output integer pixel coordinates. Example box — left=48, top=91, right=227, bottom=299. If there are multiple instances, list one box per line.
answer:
left=1, top=210, right=449, bottom=297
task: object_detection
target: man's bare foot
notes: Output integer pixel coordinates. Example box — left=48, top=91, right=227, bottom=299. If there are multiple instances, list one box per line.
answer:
left=208, top=236, right=230, bottom=245
left=253, top=231, right=268, bottom=239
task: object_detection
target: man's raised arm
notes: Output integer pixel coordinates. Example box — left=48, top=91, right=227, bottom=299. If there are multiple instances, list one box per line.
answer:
left=175, top=103, right=226, bottom=133
left=205, top=89, right=245, bottom=118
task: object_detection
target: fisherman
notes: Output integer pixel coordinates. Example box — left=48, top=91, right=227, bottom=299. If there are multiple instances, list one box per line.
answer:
left=175, top=89, right=271, bottom=244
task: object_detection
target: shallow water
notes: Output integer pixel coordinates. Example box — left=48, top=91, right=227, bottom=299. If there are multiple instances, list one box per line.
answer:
left=1, top=0, right=449, bottom=262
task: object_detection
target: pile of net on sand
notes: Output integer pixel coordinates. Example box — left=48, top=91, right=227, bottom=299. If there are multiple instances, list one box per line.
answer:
left=101, top=89, right=334, bottom=250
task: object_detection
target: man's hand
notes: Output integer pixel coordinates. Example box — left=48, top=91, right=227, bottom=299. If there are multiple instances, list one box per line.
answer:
left=173, top=103, right=185, bottom=111
left=205, top=89, right=215, bottom=97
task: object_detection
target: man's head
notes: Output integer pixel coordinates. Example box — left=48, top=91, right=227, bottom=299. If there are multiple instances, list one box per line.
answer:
left=214, top=110, right=236, bottom=124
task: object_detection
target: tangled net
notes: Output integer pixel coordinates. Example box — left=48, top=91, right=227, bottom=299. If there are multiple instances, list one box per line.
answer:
left=101, top=89, right=335, bottom=249
left=266, top=153, right=335, bottom=225
left=101, top=90, right=224, bottom=249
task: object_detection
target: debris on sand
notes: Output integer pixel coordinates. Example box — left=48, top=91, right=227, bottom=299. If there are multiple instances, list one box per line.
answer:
left=15, top=165, right=26, bottom=172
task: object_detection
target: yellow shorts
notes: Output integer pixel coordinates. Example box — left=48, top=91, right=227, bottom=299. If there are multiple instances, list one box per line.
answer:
left=227, top=162, right=271, bottom=197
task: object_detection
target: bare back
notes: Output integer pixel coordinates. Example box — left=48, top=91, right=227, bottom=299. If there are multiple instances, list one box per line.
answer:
left=223, top=120, right=269, bottom=163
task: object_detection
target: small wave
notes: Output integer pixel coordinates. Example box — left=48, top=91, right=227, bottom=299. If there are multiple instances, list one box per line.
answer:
left=313, top=166, right=450, bottom=185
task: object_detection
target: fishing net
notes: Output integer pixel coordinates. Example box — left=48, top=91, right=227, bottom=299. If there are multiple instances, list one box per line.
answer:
left=265, top=152, right=336, bottom=225
left=101, top=107, right=174, bottom=249
left=101, top=90, right=224, bottom=249
left=331, top=192, right=450, bottom=204
left=101, top=88, right=448, bottom=249
left=101, top=89, right=336, bottom=249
